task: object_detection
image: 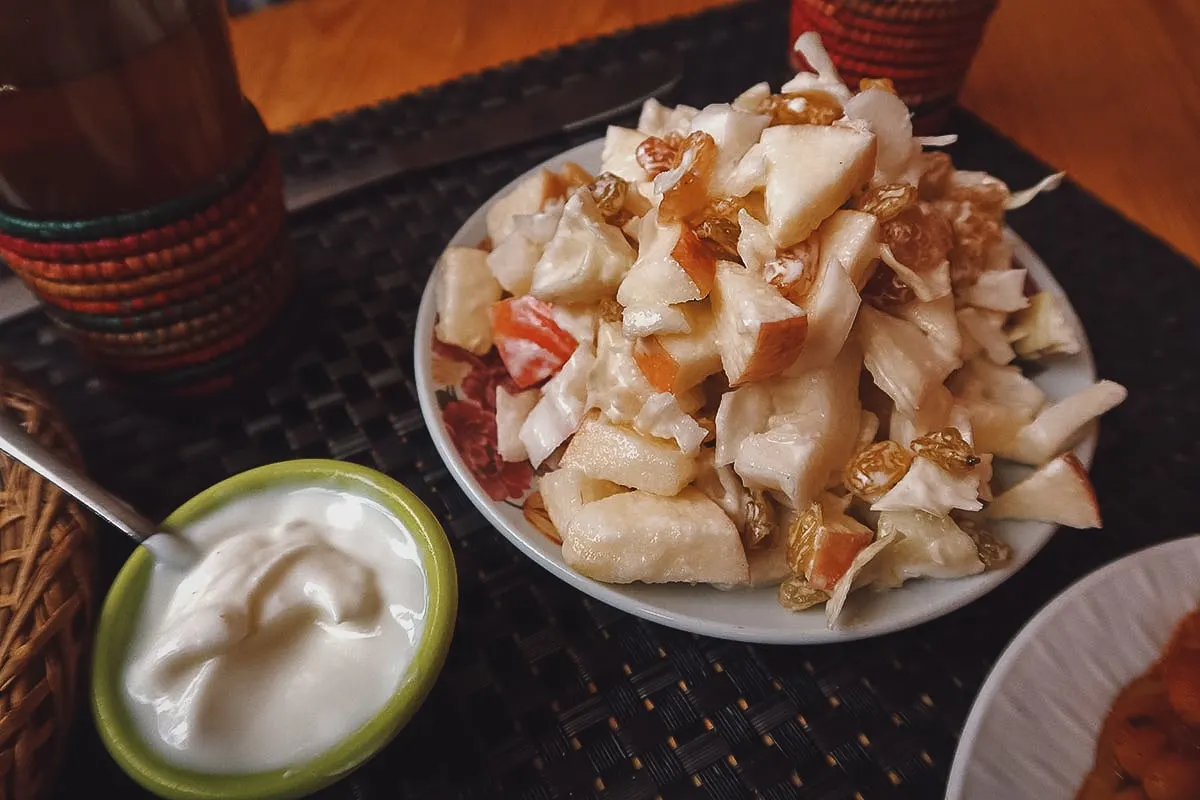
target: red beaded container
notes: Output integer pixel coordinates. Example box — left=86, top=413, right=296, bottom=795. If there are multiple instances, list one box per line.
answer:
left=790, top=0, right=999, bottom=132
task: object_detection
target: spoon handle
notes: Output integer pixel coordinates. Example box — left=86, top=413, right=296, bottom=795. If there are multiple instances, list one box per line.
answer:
left=0, top=414, right=157, bottom=544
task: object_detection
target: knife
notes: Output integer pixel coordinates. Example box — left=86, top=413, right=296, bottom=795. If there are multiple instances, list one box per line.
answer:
left=0, top=59, right=682, bottom=324
left=283, top=58, right=682, bottom=213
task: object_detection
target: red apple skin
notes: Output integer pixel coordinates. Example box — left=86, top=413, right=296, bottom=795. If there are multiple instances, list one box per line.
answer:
left=807, top=527, right=873, bottom=591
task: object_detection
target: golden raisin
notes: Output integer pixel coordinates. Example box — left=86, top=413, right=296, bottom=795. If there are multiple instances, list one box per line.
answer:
left=596, top=297, right=623, bottom=324
left=859, top=183, right=918, bottom=221
left=635, top=134, right=680, bottom=177
left=786, top=501, right=822, bottom=576
left=759, top=91, right=843, bottom=126
left=881, top=203, right=955, bottom=273
left=779, top=574, right=830, bottom=612
left=936, top=199, right=1004, bottom=290
left=743, top=489, right=774, bottom=549
left=861, top=264, right=915, bottom=308
left=859, top=77, right=897, bottom=94
left=657, top=131, right=718, bottom=224
left=911, top=428, right=980, bottom=475
left=956, top=517, right=1012, bottom=570
left=918, top=152, right=954, bottom=200
left=844, top=440, right=914, bottom=502
left=588, top=172, right=629, bottom=219
left=693, top=215, right=741, bottom=260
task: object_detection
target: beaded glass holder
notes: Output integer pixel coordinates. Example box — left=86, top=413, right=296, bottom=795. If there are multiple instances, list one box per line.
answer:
left=0, top=110, right=292, bottom=396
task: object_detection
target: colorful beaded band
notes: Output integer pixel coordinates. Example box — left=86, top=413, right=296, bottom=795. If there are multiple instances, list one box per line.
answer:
left=2, top=157, right=283, bottom=281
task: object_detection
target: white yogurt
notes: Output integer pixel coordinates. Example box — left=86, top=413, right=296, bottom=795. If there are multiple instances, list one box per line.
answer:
left=122, top=486, right=428, bottom=773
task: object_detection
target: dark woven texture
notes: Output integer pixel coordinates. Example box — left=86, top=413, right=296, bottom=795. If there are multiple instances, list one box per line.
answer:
left=0, top=1, right=1194, bottom=797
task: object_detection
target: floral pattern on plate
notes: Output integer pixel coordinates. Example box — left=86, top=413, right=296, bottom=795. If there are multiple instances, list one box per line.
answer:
left=430, top=339, right=534, bottom=504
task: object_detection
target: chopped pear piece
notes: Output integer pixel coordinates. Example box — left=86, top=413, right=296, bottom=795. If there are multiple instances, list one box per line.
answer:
left=495, top=386, right=539, bottom=462
left=601, top=126, right=650, bottom=182
left=539, top=468, right=624, bottom=535
left=757, top=124, right=877, bottom=247
left=714, top=385, right=772, bottom=466
left=734, top=427, right=824, bottom=508
left=817, top=209, right=880, bottom=290
left=711, top=262, right=809, bottom=385
left=632, top=303, right=722, bottom=394
left=781, top=248, right=861, bottom=375
left=485, top=169, right=561, bottom=245
left=434, top=247, right=502, bottom=355
left=617, top=211, right=717, bottom=307
left=530, top=192, right=636, bottom=304
left=486, top=231, right=541, bottom=296
left=561, top=413, right=697, bottom=496
left=562, top=489, right=749, bottom=584
left=987, top=452, right=1101, bottom=528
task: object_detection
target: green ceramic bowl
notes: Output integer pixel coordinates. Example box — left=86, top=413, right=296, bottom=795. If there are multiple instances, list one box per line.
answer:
left=91, top=459, right=458, bottom=800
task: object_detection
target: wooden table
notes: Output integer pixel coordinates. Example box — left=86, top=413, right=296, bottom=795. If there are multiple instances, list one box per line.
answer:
left=230, top=0, right=1200, bottom=264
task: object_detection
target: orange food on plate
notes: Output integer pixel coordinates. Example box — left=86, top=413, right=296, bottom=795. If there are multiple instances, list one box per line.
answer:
left=1077, top=607, right=1200, bottom=800
left=489, top=295, right=577, bottom=389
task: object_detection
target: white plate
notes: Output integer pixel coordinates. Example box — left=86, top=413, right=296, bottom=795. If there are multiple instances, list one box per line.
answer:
left=413, top=138, right=1100, bottom=644
left=947, top=535, right=1200, bottom=798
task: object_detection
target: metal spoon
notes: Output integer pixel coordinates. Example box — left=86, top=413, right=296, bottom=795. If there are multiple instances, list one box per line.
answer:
left=0, top=414, right=196, bottom=568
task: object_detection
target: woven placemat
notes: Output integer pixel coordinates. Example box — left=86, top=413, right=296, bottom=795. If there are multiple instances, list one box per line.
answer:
left=0, top=1, right=1194, bottom=797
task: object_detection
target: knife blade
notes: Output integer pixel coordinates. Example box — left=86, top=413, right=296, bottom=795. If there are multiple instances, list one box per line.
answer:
left=283, top=58, right=682, bottom=213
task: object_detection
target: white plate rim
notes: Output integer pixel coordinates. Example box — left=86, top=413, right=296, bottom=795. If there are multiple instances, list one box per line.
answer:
left=945, top=533, right=1200, bottom=799
left=413, top=137, right=1099, bottom=644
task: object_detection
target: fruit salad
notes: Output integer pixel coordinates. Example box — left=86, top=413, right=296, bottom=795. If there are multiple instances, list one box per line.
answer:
left=432, top=33, right=1127, bottom=627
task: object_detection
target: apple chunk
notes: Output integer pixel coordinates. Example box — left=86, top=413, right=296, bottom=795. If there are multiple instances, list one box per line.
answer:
left=711, top=261, right=808, bottom=385
left=485, top=169, right=561, bottom=245
left=986, top=452, right=1101, bottom=528
left=530, top=192, right=636, bottom=304
left=538, top=468, right=624, bottom=535
left=632, top=303, right=722, bottom=394
left=601, top=126, right=650, bottom=182
left=758, top=124, right=877, bottom=247
left=560, top=413, right=697, bottom=496
left=617, top=210, right=718, bottom=307
left=434, top=247, right=502, bottom=355
left=561, top=488, right=750, bottom=585
left=817, top=210, right=880, bottom=290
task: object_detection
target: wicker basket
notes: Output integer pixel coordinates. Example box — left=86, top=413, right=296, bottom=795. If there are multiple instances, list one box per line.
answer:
left=0, top=368, right=96, bottom=800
